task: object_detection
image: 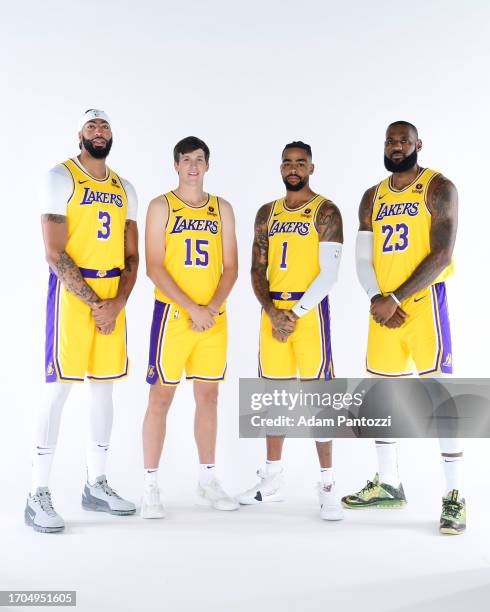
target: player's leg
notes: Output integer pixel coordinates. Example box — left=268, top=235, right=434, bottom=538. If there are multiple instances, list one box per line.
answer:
left=141, top=383, right=177, bottom=518
left=81, top=381, right=135, bottom=516
left=25, top=382, right=72, bottom=533
left=342, top=317, right=409, bottom=510
left=193, top=381, right=237, bottom=510
left=141, top=301, right=190, bottom=518
left=315, top=438, right=343, bottom=520
left=238, top=309, right=294, bottom=505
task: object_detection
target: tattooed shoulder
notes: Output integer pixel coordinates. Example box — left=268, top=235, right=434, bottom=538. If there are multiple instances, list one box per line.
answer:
left=358, top=185, right=377, bottom=231
left=315, top=199, right=343, bottom=242
left=255, top=202, right=273, bottom=227
left=427, top=174, right=458, bottom=215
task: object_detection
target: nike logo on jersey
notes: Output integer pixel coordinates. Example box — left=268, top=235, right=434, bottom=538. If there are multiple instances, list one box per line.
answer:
left=78, top=180, right=89, bottom=184
left=414, top=296, right=426, bottom=302
left=300, top=305, right=308, bottom=310
left=172, top=207, right=185, bottom=213
left=378, top=193, right=388, bottom=200
left=273, top=211, right=283, bottom=217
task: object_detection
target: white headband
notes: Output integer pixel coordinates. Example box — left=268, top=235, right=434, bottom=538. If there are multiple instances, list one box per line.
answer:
left=78, top=109, right=111, bottom=132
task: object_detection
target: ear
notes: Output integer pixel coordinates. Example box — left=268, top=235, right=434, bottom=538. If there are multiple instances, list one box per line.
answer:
left=174, top=160, right=179, bottom=173
left=204, top=161, right=210, bottom=173
left=416, top=139, right=423, bottom=152
left=310, top=163, right=315, bottom=175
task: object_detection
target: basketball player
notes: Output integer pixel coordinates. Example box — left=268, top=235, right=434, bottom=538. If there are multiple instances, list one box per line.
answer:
left=342, top=121, right=465, bottom=534
left=237, top=142, right=344, bottom=520
left=141, top=136, right=238, bottom=517
left=25, top=110, right=138, bottom=533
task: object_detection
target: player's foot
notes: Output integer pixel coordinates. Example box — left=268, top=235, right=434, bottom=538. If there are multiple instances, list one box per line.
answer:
left=440, top=490, right=466, bottom=535
left=196, top=479, right=239, bottom=511
left=318, top=483, right=344, bottom=521
left=82, top=475, right=136, bottom=516
left=237, top=468, right=285, bottom=505
left=341, top=473, right=407, bottom=509
left=141, top=484, right=166, bottom=519
left=24, top=487, right=65, bottom=533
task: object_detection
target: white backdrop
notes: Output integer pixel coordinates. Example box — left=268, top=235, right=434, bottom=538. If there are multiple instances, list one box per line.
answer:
left=1, top=1, right=490, bottom=610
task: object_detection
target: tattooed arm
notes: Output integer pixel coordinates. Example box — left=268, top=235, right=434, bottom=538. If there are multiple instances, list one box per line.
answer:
left=316, top=198, right=343, bottom=243
left=251, top=203, right=295, bottom=339
left=41, top=214, right=101, bottom=305
left=358, top=186, right=376, bottom=232
left=91, top=219, right=139, bottom=329
left=394, top=175, right=457, bottom=301
left=370, top=175, right=457, bottom=325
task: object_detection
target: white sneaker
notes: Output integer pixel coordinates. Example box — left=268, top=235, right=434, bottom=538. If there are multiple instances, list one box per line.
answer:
left=237, top=468, right=285, bottom=505
left=318, top=483, right=344, bottom=521
left=197, top=479, right=239, bottom=511
left=25, top=487, right=65, bottom=533
left=141, top=484, right=166, bottom=519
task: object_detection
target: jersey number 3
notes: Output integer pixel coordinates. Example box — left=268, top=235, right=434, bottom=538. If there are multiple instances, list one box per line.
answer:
left=97, top=211, right=111, bottom=240
left=382, top=223, right=408, bottom=253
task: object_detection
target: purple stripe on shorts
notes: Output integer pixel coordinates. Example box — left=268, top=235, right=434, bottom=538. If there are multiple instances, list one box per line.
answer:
left=146, top=300, right=168, bottom=384
left=320, top=296, right=334, bottom=380
left=434, top=282, right=453, bottom=374
left=45, top=272, right=59, bottom=382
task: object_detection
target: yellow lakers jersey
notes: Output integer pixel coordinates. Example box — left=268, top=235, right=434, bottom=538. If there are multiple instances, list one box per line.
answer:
left=156, top=191, right=223, bottom=306
left=62, top=158, right=128, bottom=270
left=372, top=168, right=453, bottom=294
left=267, top=195, right=325, bottom=302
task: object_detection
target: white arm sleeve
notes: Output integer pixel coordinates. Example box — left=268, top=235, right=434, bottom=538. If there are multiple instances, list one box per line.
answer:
left=292, top=242, right=342, bottom=318
left=356, top=231, right=381, bottom=300
left=121, top=178, right=138, bottom=221
left=39, top=165, right=73, bottom=215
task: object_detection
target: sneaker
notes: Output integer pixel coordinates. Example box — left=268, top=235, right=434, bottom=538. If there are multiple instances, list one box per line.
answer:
left=237, top=468, right=285, bottom=505
left=24, top=487, right=65, bottom=533
left=341, top=473, right=407, bottom=509
left=141, top=484, right=166, bottom=519
left=318, top=483, right=344, bottom=521
left=197, top=479, right=239, bottom=511
left=440, top=490, right=466, bottom=535
left=82, top=475, right=136, bottom=515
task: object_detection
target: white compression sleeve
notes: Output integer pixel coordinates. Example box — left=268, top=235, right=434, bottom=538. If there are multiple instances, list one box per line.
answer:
left=86, top=381, right=114, bottom=483
left=292, top=242, right=342, bottom=318
left=356, top=231, right=381, bottom=300
left=31, top=383, right=73, bottom=492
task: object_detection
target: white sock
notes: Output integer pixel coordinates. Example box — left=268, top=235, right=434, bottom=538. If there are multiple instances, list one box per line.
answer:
left=320, top=467, right=334, bottom=488
left=376, top=440, right=400, bottom=487
left=265, top=460, right=282, bottom=475
left=31, top=446, right=56, bottom=494
left=199, top=464, right=216, bottom=486
left=442, top=456, right=463, bottom=495
left=144, top=468, right=159, bottom=487
left=86, top=381, right=113, bottom=484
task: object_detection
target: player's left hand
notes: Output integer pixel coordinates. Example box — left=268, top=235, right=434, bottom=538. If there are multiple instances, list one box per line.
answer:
left=91, top=297, right=125, bottom=327
left=383, top=307, right=408, bottom=329
left=272, top=328, right=288, bottom=343
left=96, top=321, right=116, bottom=335
left=370, top=295, right=404, bottom=325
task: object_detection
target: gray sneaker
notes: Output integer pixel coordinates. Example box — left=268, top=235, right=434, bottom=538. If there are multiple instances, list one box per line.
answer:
left=25, top=487, right=65, bottom=533
left=82, top=475, right=136, bottom=515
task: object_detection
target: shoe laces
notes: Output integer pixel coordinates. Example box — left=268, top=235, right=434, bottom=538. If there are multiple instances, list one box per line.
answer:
left=206, top=478, right=227, bottom=497
left=37, top=490, right=56, bottom=516
left=94, top=478, right=121, bottom=499
left=442, top=497, right=463, bottom=519
left=359, top=479, right=377, bottom=495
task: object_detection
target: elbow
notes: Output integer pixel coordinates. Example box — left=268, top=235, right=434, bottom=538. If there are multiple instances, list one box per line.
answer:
left=435, top=250, right=452, bottom=270
left=45, top=249, right=60, bottom=270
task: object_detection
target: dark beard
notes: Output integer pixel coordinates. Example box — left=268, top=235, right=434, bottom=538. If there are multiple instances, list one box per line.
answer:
left=384, top=149, right=418, bottom=173
left=283, top=176, right=307, bottom=192
left=82, top=136, right=113, bottom=159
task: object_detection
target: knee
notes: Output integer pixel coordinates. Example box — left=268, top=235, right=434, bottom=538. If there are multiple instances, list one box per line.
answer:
left=147, top=388, right=174, bottom=417
left=195, top=387, right=219, bottom=409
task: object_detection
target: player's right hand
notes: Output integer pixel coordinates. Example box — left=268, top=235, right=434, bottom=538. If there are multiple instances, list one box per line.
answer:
left=272, top=328, right=288, bottom=343
left=268, top=307, right=296, bottom=335
left=96, top=321, right=116, bottom=335
left=383, top=307, right=408, bottom=329
left=188, top=304, right=216, bottom=332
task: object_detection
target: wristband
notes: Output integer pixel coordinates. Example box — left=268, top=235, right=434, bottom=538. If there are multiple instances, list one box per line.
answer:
left=389, top=292, right=401, bottom=306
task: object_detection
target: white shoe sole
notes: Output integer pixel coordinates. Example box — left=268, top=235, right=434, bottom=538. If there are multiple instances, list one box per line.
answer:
left=238, top=492, right=285, bottom=505
left=196, top=496, right=239, bottom=511
left=141, top=507, right=166, bottom=519
left=321, top=509, right=344, bottom=521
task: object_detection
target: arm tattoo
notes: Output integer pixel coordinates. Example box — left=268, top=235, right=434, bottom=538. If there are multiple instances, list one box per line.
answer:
left=53, top=252, right=100, bottom=304
left=251, top=203, right=274, bottom=312
left=42, top=214, right=66, bottom=224
left=394, top=175, right=458, bottom=302
left=315, top=200, right=343, bottom=242
left=358, top=187, right=376, bottom=231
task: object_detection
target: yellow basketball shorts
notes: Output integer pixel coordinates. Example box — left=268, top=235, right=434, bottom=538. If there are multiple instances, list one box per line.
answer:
left=45, top=268, right=128, bottom=383
left=258, top=294, right=334, bottom=380
left=367, top=282, right=453, bottom=377
left=146, top=300, right=227, bottom=386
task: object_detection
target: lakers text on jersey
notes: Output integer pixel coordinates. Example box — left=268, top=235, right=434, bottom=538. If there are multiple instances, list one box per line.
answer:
left=45, top=158, right=129, bottom=382
left=146, top=192, right=227, bottom=386
left=259, top=195, right=334, bottom=380
left=367, top=168, right=453, bottom=376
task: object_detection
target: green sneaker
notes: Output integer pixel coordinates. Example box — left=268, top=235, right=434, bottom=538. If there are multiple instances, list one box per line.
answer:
left=440, top=490, right=466, bottom=535
left=341, top=473, right=407, bottom=509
